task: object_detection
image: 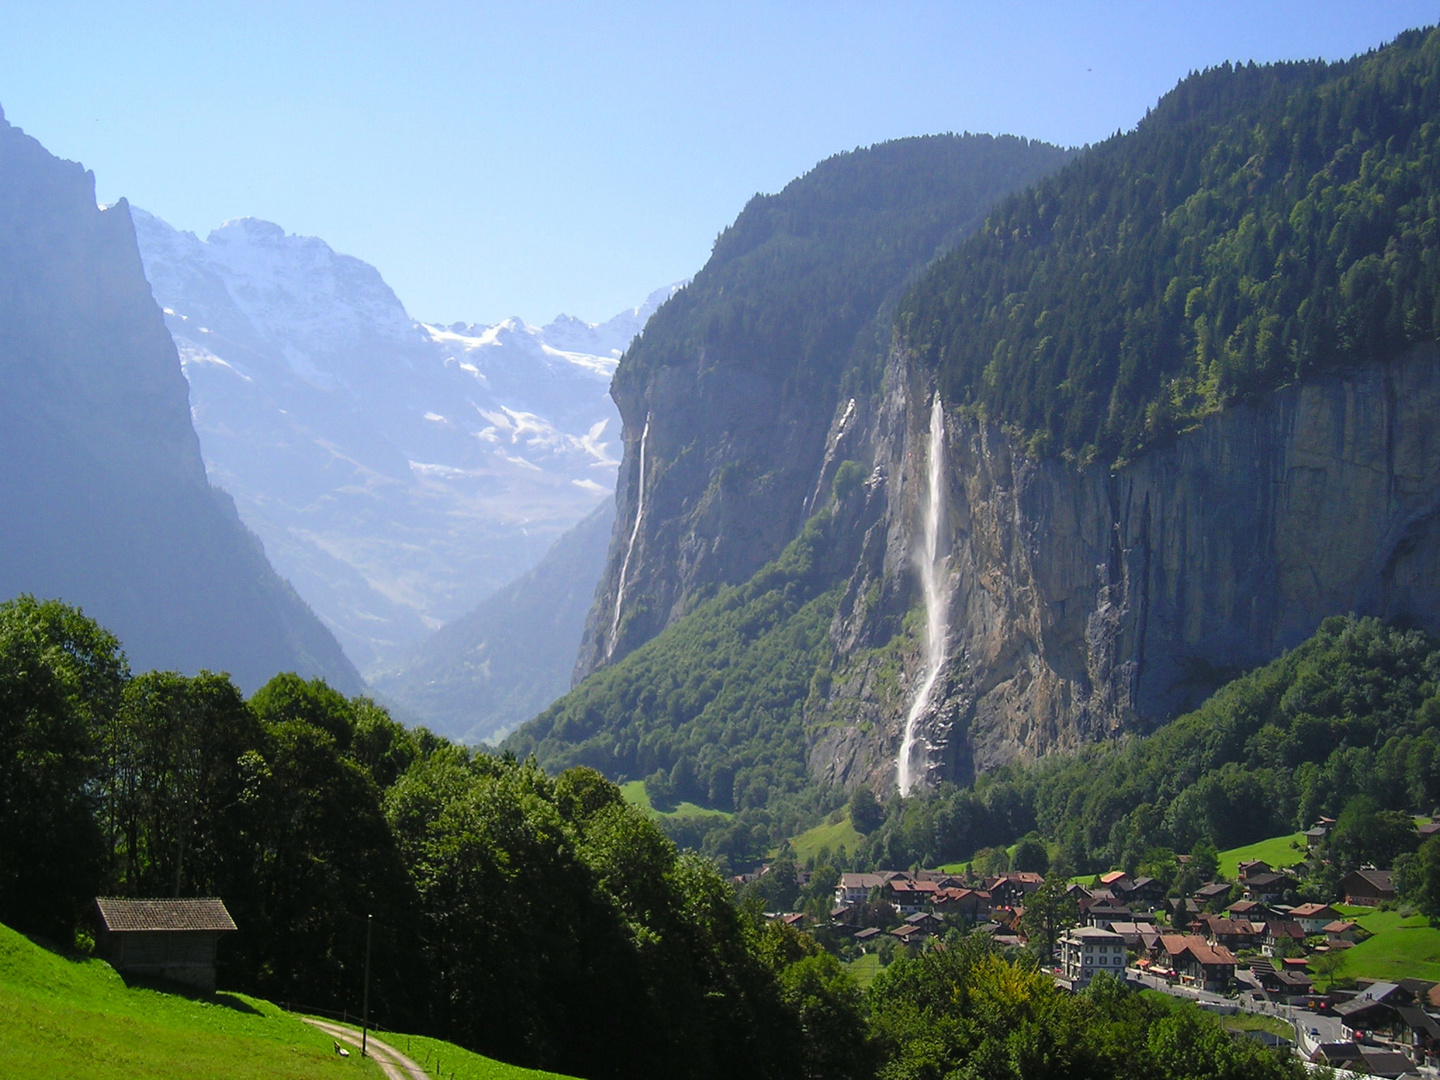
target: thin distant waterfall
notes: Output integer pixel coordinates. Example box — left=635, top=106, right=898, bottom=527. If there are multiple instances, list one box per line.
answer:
left=897, top=395, right=949, bottom=796
left=607, top=415, right=650, bottom=659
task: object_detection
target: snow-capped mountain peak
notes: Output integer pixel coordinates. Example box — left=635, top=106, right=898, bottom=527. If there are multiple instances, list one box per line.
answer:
left=133, top=206, right=673, bottom=671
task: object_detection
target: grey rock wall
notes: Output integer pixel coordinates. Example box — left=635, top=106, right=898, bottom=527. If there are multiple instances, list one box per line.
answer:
left=811, top=344, right=1440, bottom=793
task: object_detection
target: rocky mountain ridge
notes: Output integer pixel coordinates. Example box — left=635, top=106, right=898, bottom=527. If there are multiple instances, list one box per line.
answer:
left=806, top=342, right=1440, bottom=793
left=0, top=108, right=361, bottom=693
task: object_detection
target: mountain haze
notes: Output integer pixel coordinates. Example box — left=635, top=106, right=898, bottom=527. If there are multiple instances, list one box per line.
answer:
left=372, top=499, right=615, bottom=743
left=0, top=108, right=360, bottom=693
left=133, top=208, right=679, bottom=668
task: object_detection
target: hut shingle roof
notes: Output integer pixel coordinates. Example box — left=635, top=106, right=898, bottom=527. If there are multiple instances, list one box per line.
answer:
left=95, top=897, right=236, bottom=933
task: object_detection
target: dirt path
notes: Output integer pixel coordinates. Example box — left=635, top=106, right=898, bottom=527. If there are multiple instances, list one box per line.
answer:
left=303, top=1017, right=431, bottom=1080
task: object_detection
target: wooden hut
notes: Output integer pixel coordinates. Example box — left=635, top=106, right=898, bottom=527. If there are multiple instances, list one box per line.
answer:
left=94, top=897, right=236, bottom=992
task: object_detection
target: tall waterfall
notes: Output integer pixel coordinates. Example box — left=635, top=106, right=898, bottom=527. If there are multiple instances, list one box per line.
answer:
left=607, top=415, right=650, bottom=659
left=897, top=394, right=949, bottom=796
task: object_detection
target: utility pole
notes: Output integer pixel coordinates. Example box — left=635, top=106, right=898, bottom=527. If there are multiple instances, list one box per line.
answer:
left=361, top=913, right=373, bottom=1058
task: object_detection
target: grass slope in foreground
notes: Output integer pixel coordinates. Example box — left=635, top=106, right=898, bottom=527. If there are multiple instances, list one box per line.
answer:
left=0, top=921, right=569, bottom=1080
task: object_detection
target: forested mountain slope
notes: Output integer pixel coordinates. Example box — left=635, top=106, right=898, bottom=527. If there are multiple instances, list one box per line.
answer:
left=574, top=133, right=1075, bottom=677
left=901, top=27, right=1440, bottom=465
left=520, top=26, right=1440, bottom=818
left=0, top=108, right=360, bottom=693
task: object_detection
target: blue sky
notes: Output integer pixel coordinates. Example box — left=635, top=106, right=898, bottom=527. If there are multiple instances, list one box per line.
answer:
left=1, top=2, right=1435, bottom=325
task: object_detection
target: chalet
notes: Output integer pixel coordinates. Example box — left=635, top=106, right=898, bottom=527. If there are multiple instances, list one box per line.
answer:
left=1083, top=903, right=1134, bottom=929
left=1254, top=962, right=1314, bottom=1001
left=1335, top=981, right=1415, bottom=1038
left=1304, top=825, right=1329, bottom=850
left=1310, top=1043, right=1414, bottom=1079
left=1335, top=994, right=1402, bottom=1036
left=890, top=923, right=931, bottom=946
left=1192, top=881, right=1233, bottom=910
left=885, top=878, right=939, bottom=913
left=1198, top=915, right=1262, bottom=952
left=988, top=873, right=1044, bottom=907
left=1113, top=876, right=1163, bottom=911
left=1157, top=933, right=1207, bottom=972
left=1226, top=900, right=1273, bottom=921
left=94, top=897, right=236, bottom=992
left=1174, top=940, right=1238, bottom=992
left=1323, top=919, right=1360, bottom=946
left=904, top=911, right=945, bottom=933
left=1059, top=925, right=1126, bottom=990
left=1260, top=919, right=1306, bottom=957
left=853, top=927, right=883, bottom=947
left=1241, top=872, right=1295, bottom=904
left=932, top=887, right=991, bottom=921
left=1098, top=870, right=1130, bottom=890
left=1396, top=1004, right=1440, bottom=1064
left=1288, top=903, right=1342, bottom=934
left=1156, top=934, right=1235, bottom=990
left=1237, top=860, right=1272, bottom=881
left=1340, top=869, right=1396, bottom=906
left=835, top=872, right=893, bottom=906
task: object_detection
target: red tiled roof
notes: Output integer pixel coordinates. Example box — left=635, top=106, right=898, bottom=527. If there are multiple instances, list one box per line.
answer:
left=95, top=897, right=236, bottom=933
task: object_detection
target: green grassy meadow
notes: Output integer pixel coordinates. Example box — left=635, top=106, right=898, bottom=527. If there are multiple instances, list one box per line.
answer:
left=1327, top=908, right=1440, bottom=984
left=0, top=921, right=377, bottom=1080
left=789, top=813, right=863, bottom=864
left=1216, top=832, right=1308, bottom=877
left=364, top=1030, right=574, bottom=1080
left=842, top=952, right=885, bottom=989
left=620, top=780, right=732, bottom=821
left=0, top=921, right=574, bottom=1080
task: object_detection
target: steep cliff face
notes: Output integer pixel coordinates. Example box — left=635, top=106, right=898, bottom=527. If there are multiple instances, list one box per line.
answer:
left=810, top=343, right=1440, bottom=793
left=0, top=109, right=361, bottom=692
left=574, top=134, right=1075, bottom=680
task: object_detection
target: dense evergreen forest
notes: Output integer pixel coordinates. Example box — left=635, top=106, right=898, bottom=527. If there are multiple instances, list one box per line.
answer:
left=1, top=594, right=1312, bottom=1080
left=899, top=26, right=1440, bottom=465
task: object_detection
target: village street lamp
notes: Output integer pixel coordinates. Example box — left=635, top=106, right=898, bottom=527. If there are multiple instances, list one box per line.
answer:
left=362, top=913, right=373, bottom=1058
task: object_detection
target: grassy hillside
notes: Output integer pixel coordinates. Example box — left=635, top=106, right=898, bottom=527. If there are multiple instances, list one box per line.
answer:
left=789, top=813, right=864, bottom=865
left=620, top=780, right=732, bottom=822
left=1217, top=833, right=1308, bottom=877
left=1328, top=908, right=1440, bottom=984
left=0, top=921, right=374, bottom=1080
left=0, top=921, right=574, bottom=1080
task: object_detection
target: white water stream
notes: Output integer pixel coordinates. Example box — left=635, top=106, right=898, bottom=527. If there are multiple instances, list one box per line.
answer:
left=607, top=415, right=650, bottom=658
left=897, top=395, right=949, bottom=796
